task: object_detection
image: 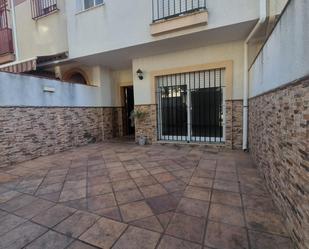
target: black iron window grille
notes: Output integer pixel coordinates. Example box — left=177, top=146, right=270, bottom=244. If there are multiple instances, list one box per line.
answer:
left=31, top=0, right=58, bottom=19
left=156, top=69, right=225, bottom=143
left=152, top=0, right=206, bottom=22
left=0, top=0, right=9, bottom=29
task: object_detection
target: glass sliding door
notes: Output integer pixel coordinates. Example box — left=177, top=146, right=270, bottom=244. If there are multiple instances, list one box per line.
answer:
left=157, top=75, right=188, bottom=141
left=157, top=69, right=225, bottom=143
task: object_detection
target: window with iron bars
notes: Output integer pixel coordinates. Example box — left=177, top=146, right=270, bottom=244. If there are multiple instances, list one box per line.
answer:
left=0, top=0, right=9, bottom=29
left=31, top=0, right=58, bottom=19
left=156, top=69, right=225, bottom=143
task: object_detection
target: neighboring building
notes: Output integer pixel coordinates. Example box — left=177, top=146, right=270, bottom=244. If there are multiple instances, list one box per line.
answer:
left=0, top=0, right=288, bottom=148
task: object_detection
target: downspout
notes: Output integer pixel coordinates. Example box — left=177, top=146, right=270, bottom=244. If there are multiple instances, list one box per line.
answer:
left=242, top=0, right=268, bottom=151
left=10, top=0, right=19, bottom=61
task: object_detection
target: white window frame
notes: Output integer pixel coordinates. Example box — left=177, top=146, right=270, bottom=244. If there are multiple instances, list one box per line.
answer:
left=77, top=0, right=104, bottom=12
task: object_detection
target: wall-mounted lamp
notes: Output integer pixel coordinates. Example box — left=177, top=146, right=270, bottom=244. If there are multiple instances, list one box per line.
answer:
left=136, top=69, right=144, bottom=80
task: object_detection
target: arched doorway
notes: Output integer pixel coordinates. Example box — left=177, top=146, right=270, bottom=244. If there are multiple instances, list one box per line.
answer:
left=63, top=69, right=89, bottom=85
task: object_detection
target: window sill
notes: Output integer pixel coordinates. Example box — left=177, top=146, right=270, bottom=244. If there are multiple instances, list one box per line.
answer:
left=33, top=9, right=59, bottom=20
left=76, top=3, right=105, bottom=15
left=150, top=10, right=208, bottom=36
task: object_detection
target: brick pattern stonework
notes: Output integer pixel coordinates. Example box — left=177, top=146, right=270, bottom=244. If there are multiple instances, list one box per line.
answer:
left=0, top=107, right=122, bottom=167
left=225, top=100, right=243, bottom=149
left=134, top=101, right=243, bottom=148
left=134, top=105, right=157, bottom=143
left=102, top=107, right=123, bottom=139
left=249, top=78, right=309, bottom=249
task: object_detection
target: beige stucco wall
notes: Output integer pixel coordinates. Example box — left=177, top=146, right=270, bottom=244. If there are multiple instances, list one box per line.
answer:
left=133, top=40, right=244, bottom=105
left=58, top=63, right=101, bottom=87
left=14, top=0, right=68, bottom=61
left=112, top=69, right=133, bottom=107
left=270, top=0, right=289, bottom=16
left=65, top=0, right=258, bottom=59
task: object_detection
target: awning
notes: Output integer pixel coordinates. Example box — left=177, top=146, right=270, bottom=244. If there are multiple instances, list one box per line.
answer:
left=0, top=52, right=68, bottom=73
left=0, top=57, right=37, bottom=73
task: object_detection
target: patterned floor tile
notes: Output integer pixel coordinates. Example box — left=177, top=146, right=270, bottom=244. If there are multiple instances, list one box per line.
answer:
left=112, top=226, right=161, bottom=249
left=157, top=235, right=202, bottom=249
left=24, top=230, right=73, bottom=249
left=54, top=210, right=99, bottom=238
left=204, top=221, right=248, bottom=249
left=79, top=217, right=127, bottom=248
left=166, top=213, right=206, bottom=243
left=119, top=201, right=154, bottom=222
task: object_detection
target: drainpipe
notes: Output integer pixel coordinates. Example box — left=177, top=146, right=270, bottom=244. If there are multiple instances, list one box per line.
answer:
left=10, top=0, right=19, bottom=61
left=242, top=0, right=268, bottom=151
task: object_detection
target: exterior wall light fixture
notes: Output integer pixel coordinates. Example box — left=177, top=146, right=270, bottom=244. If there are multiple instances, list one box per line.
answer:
left=136, top=69, right=144, bottom=80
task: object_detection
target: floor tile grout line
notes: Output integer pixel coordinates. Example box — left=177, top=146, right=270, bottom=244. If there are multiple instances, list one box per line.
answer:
left=71, top=215, right=104, bottom=245
left=0, top=143, right=294, bottom=249
left=201, top=157, right=217, bottom=249
left=63, top=238, right=102, bottom=249
left=109, top=222, right=130, bottom=249
left=0, top=197, right=78, bottom=232
left=106, top=149, right=137, bottom=230
left=236, top=160, right=252, bottom=249
left=134, top=152, right=198, bottom=200
left=86, top=156, right=90, bottom=211
left=1, top=193, right=291, bottom=248
left=154, top=150, right=203, bottom=249
left=0, top=201, right=208, bottom=249
left=108, top=182, right=125, bottom=222
left=49, top=213, right=100, bottom=239
left=1, top=207, right=77, bottom=249
left=33, top=168, right=52, bottom=196
left=20, top=226, right=51, bottom=249
left=57, top=160, right=72, bottom=203
left=0, top=214, right=29, bottom=238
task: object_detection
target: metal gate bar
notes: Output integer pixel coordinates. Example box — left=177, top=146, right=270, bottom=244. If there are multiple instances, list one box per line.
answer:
left=156, top=68, right=225, bottom=143
left=152, top=0, right=207, bottom=22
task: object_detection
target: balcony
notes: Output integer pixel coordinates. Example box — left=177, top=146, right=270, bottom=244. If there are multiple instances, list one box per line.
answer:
left=31, top=0, right=58, bottom=19
left=152, top=0, right=207, bottom=22
left=151, top=0, right=208, bottom=36
left=0, top=28, right=14, bottom=55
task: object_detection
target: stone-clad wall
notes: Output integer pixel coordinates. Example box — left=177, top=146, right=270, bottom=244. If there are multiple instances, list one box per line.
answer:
left=102, top=107, right=123, bottom=139
left=249, top=78, right=309, bottom=249
left=135, top=101, right=243, bottom=148
left=0, top=107, right=122, bottom=167
left=134, top=105, right=157, bottom=143
left=226, top=100, right=243, bottom=149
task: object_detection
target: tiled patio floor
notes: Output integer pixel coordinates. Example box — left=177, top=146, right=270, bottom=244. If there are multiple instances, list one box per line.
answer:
left=0, top=142, right=294, bottom=249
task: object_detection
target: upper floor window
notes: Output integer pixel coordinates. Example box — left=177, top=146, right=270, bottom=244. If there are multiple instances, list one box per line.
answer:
left=31, top=0, right=58, bottom=19
left=77, top=0, right=103, bottom=12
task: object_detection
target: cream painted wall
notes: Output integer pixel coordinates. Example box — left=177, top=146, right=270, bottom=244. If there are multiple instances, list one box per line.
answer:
left=57, top=63, right=133, bottom=106
left=270, top=0, right=289, bottom=16
left=133, top=40, right=244, bottom=105
left=14, top=0, right=68, bottom=61
left=249, top=0, right=309, bottom=97
left=59, top=63, right=101, bottom=86
left=112, top=69, right=133, bottom=106
left=65, top=0, right=258, bottom=59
